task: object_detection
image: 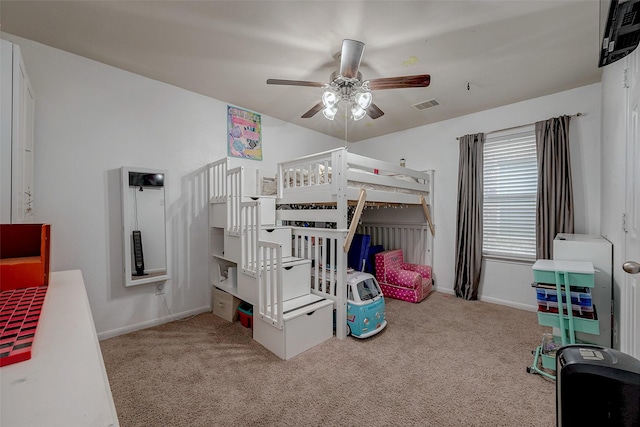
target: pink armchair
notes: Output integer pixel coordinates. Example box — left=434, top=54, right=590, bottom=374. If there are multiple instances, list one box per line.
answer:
left=374, top=249, right=432, bottom=303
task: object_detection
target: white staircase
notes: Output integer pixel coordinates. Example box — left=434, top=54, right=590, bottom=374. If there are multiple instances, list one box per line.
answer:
left=208, top=161, right=333, bottom=360
left=253, top=240, right=333, bottom=360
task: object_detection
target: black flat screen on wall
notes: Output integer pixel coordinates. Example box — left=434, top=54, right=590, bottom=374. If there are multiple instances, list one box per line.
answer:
left=600, top=0, right=640, bottom=67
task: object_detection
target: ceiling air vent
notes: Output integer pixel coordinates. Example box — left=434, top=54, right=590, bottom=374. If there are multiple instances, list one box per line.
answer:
left=413, top=99, right=440, bottom=111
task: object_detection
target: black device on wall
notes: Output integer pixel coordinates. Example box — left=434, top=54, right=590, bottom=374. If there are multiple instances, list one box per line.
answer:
left=600, top=0, right=640, bottom=67
left=556, top=345, right=640, bottom=426
left=132, top=230, right=146, bottom=276
left=128, top=172, right=164, bottom=189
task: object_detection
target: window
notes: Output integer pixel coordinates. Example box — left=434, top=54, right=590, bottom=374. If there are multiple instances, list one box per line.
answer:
left=483, top=127, right=537, bottom=260
left=356, top=278, right=382, bottom=301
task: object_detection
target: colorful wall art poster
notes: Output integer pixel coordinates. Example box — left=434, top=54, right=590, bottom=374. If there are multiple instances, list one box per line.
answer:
left=227, top=105, right=262, bottom=160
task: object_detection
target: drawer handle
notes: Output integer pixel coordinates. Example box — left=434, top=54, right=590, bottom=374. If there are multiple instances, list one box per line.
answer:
left=306, top=310, right=316, bottom=316
left=284, top=266, right=293, bottom=270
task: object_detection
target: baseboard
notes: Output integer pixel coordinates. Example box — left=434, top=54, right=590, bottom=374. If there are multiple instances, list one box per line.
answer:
left=478, top=295, right=537, bottom=312
left=435, top=287, right=455, bottom=296
left=97, top=305, right=211, bottom=341
left=432, top=287, right=537, bottom=312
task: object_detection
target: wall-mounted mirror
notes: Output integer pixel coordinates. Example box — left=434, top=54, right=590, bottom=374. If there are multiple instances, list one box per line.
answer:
left=121, top=166, right=169, bottom=287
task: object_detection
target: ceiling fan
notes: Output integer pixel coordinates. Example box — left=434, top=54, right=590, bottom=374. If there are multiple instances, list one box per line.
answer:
left=266, top=39, right=431, bottom=121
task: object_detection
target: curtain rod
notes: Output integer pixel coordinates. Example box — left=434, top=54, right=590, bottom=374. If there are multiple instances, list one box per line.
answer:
left=456, top=113, right=582, bottom=140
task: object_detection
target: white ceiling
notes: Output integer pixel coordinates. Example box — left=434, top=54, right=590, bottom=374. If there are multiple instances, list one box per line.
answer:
left=0, top=1, right=606, bottom=142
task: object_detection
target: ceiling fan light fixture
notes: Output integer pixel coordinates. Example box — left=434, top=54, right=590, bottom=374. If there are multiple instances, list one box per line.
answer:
left=351, top=104, right=366, bottom=121
left=322, top=91, right=337, bottom=108
left=355, top=91, right=372, bottom=109
left=323, top=106, right=338, bottom=120
left=267, top=39, right=431, bottom=122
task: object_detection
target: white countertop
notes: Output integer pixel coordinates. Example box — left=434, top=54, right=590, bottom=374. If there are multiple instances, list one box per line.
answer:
left=0, top=270, right=119, bottom=427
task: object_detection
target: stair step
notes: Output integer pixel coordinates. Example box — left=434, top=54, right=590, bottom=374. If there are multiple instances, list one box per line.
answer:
left=282, top=295, right=333, bottom=322
left=255, top=256, right=310, bottom=269
left=281, top=256, right=311, bottom=267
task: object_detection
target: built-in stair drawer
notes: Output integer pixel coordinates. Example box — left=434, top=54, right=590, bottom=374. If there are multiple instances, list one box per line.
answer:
left=260, top=227, right=292, bottom=256
left=254, top=297, right=334, bottom=360
left=237, top=257, right=311, bottom=305
left=282, top=299, right=333, bottom=359
left=281, top=258, right=311, bottom=301
left=247, top=196, right=276, bottom=226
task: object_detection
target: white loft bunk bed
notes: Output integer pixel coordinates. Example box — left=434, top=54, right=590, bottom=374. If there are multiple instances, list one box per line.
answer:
left=207, top=147, right=434, bottom=359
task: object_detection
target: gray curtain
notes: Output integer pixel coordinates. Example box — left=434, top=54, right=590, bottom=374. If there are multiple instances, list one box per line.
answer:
left=454, top=133, right=484, bottom=300
left=535, top=115, right=574, bottom=260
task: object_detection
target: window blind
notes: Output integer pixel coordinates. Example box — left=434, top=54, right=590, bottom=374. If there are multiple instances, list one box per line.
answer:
left=483, top=128, right=537, bottom=260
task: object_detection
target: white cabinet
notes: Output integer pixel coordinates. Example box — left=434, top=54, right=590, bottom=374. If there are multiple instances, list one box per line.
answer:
left=1, top=39, right=35, bottom=223
left=553, top=233, right=613, bottom=347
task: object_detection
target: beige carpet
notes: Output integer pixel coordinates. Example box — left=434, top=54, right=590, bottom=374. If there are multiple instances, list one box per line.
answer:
left=100, top=292, right=556, bottom=426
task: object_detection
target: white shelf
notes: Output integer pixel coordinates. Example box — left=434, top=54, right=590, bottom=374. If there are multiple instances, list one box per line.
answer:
left=212, top=253, right=237, bottom=264
left=211, top=255, right=239, bottom=298
left=214, top=279, right=238, bottom=296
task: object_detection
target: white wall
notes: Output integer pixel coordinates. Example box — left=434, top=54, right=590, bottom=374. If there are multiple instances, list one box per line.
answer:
left=600, top=54, right=629, bottom=350
left=4, top=34, right=343, bottom=338
left=350, top=84, right=602, bottom=310
left=2, top=31, right=608, bottom=335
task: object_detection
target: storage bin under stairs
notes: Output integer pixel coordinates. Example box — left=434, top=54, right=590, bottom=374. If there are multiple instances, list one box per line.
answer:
left=253, top=294, right=333, bottom=360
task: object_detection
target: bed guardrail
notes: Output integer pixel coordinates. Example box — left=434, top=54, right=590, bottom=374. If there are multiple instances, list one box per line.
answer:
left=208, top=157, right=228, bottom=203
left=276, top=148, right=432, bottom=205
left=291, top=227, right=347, bottom=299
left=241, top=201, right=260, bottom=276
left=290, top=226, right=349, bottom=339
left=278, top=150, right=335, bottom=195
left=226, top=167, right=243, bottom=236
left=359, top=222, right=433, bottom=267
left=257, top=240, right=284, bottom=330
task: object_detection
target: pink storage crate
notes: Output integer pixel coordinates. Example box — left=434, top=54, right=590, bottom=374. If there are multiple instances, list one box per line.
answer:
left=375, top=249, right=432, bottom=303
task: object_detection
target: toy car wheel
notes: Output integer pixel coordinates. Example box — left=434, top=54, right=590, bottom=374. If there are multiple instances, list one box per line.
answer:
left=346, top=324, right=351, bottom=336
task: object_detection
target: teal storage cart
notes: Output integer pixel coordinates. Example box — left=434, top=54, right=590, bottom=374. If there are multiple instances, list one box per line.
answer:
left=527, top=260, right=598, bottom=380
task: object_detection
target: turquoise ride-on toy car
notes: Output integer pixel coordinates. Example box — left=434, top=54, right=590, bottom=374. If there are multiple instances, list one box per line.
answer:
left=346, top=271, right=387, bottom=338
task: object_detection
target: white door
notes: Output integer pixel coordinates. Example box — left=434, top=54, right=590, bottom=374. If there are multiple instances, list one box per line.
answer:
left=11, top=44, right=35, bottom=223
left=624, top=51, right=640, bottom=359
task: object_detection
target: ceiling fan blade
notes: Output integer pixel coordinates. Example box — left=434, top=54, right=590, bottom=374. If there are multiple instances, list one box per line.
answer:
left=339, top=39, right=365, bottom=79
left=367, top=103, right=384, bottom=119
left=267, top=79, right=325, bottom=88
left=368, top=74, right=431, bottom=90
left=301, top=101, right=324, bottom=118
